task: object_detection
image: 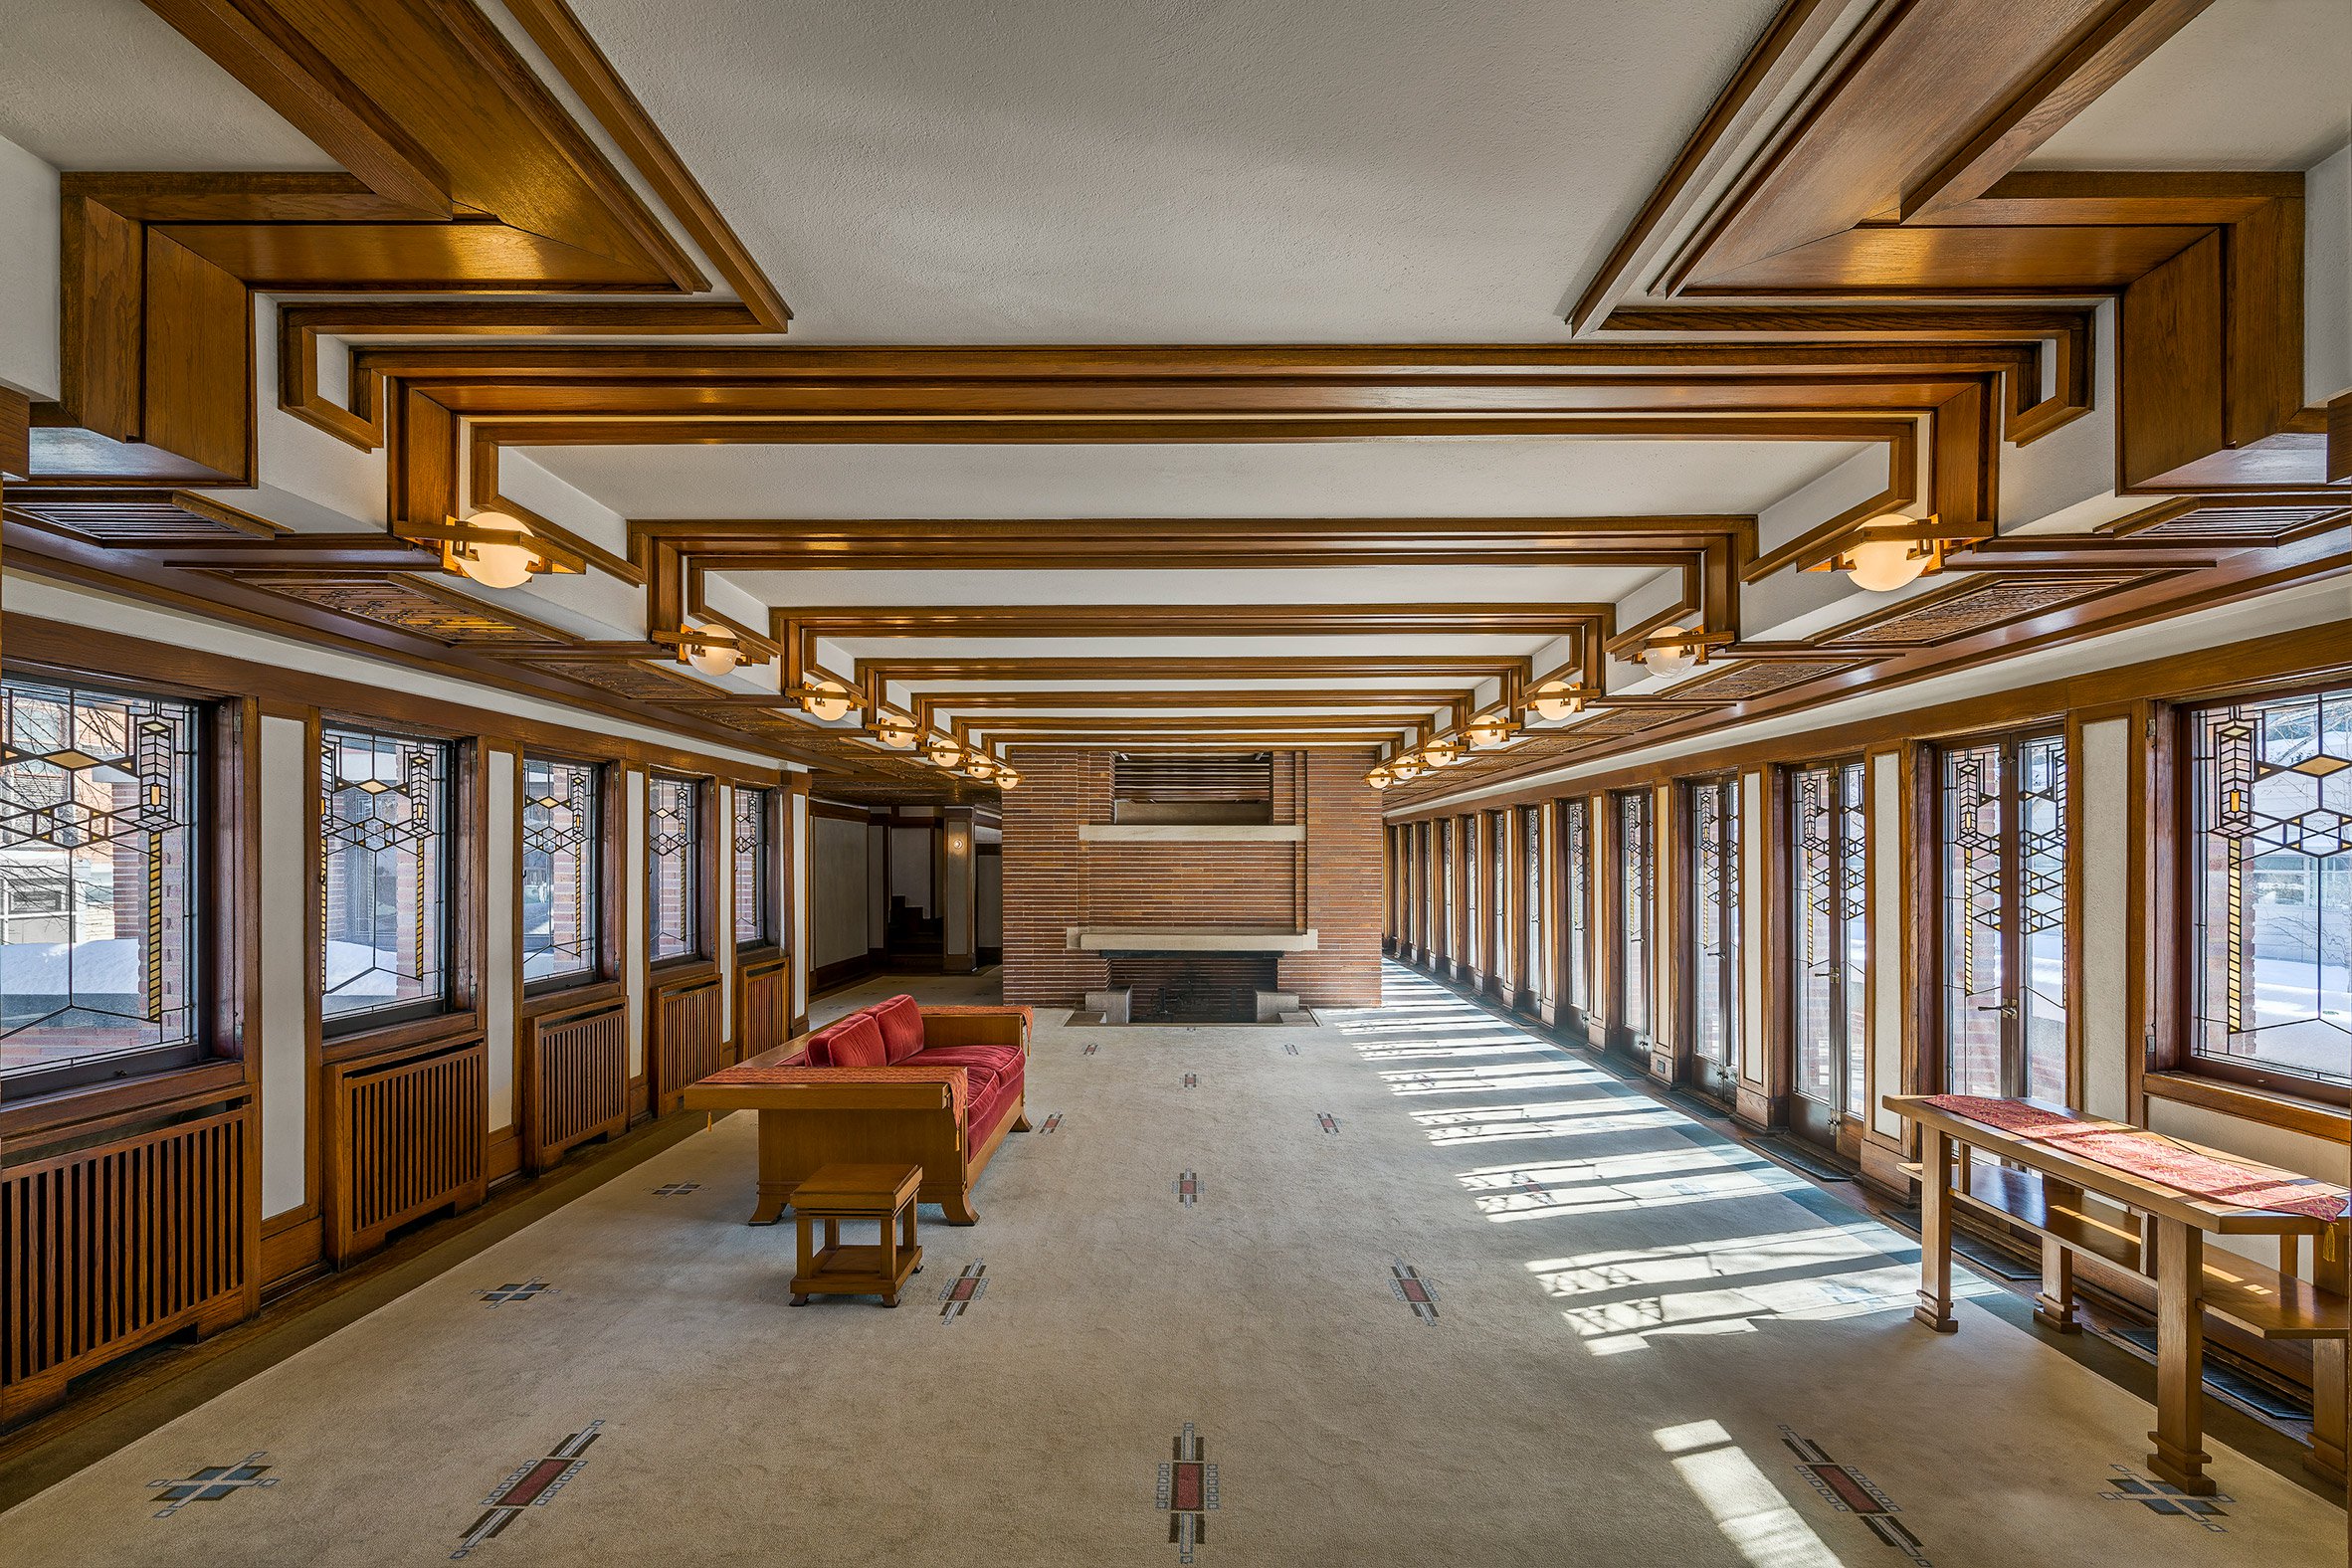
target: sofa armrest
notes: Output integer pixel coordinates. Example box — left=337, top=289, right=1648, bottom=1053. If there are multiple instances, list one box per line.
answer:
left=919, top=1004, right=1033, bottom=1057
left=683, top=1064, right=969, bottom=1116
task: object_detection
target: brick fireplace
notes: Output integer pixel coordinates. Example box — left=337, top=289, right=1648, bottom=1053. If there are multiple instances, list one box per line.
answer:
left=999, top=748, right=1383, bottom=1009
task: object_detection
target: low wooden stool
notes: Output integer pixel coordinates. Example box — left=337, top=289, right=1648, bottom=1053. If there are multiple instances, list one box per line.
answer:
left=789, top=1163, right=922, bottom=1307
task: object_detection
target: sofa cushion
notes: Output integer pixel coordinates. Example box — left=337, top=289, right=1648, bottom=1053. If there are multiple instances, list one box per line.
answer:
left=907, top=1044, right=1024, bottom=1094
left=819, top=1013, right=888, bottom=1070
left=872, top=995, right=927, bottom=1064
left=801, top=1011, right=865, bottom=1068
left=965, top=1064, right=1024, bottom=1150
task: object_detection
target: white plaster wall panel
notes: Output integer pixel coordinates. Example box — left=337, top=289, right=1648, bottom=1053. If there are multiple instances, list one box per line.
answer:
left=1740, top=770, right=1766, bottom=1084
left=2078, top=718, right=2133, bottom=1121
left=941, top=819, right=971, bottom=955
left=249, top=299, right=387, bottom=528
left=484, top=752, right=516, bottom=1132
left=625, top=769, right=647, bottom=1076
left=257, top=715, right=309, bottom=1220
left=1869, top=752, right=1905, bottom=1139
left=812, top=816, right=872, bottom=967
left=2308, top=141, right=2351, bottom=403
left=0, top=132, right=59, bottom=400
left=790, top=792, right=810, bottom=1018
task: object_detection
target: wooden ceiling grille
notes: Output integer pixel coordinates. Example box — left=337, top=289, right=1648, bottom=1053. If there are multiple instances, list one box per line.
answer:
left=221, top=571, right=564, bottom=644
left=1666, top=660, right=1867, bottom=702
left=519, top=657, right=718, bottom=701
left=2107, top=505, right=2352, bottom=545
left=6, top=495, right=282, bottom=544
left=1825, top=573, right=2150, bottom=647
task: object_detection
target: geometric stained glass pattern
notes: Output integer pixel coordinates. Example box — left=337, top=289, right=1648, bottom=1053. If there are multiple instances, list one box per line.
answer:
left=1617, top=790, right=1652, bottom=1039
left=732, top=785, right=772, bottom=948
left=0, top=676, right=201, bottom=1078
left=521, top=757, right=599, bottom=984
left=1939, top=734, right=2068, bottom=1099
left=2191, top=686, right=2351, bottom=1087
left=648, top=774, right=700, bottom=962
left=1689, top=778, right=1739, bottom=1068
left=319, top=725, right=451, bottom=1024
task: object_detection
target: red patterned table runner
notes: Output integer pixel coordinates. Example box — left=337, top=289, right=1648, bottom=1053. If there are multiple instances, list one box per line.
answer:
left=1922, top=1094, right=2347, bottom=1222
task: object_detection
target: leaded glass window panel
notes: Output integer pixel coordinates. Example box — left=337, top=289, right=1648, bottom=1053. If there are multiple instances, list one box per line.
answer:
left=1, top=677, right=201, bottom=1080
left=1939, top=733, right=2067, bottom=1099
left=1617, top=790, right=1652, bottom=1039
left=2191, top=687, right=2350, bottom=1090
left=733, top=786, right=774, bottom=948
left=522, top=757, right=599, bottom=985
left=1690, top=779, right=1740, bottom=1067
left=321, top=725, right=451, bottom=1025
left=1465, top=814, right=1482, bottom=972
left=1523, top=805, right=1546, bottom=999
left=1490, top=809, right=1508, bottom=982
left=1564, top=798, right=1592, bottom=1015
left=649, top=775, right=701, bottom=962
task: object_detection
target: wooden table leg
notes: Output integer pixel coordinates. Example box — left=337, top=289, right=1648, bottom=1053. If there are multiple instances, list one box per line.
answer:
left=901, top=1201, right=920, bottom=1270
left=2147, top=1217, right=2214, bottom=1495
left=2309, top=1223, right=2347, bottom=1485
left=749, top=1112, right=791, bottom=1225
left=1913, top=1125, right=1957, bottom=1333
left=2034, top=1236, right=2079, bottom=1333
left=878, top=1208, right=899, bottom=1307
left=790, top=1213, right=814, bottom=1305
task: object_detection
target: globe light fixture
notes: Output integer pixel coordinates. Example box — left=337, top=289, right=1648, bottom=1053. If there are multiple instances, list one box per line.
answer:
left=1466, top=712, right=1514, bottom=750
left=1642, top=627, right=1698, bottom=678
left=1391, top=755, right=1424, bottom=782
left=1841, top=516, right=1936, bottom=593
left=452, top=508, right=535, bottom=590
left=966, top=754, right=1001, bottom=783
left=996, top=769, right=1022, bottom=791
left=1528, top=679, right=1589, bottom=720
left=925, top=735, right=965, bottom=769
left=1425, top=736, right=1468, bottom=769
left=872, top=711, right=919, bottom=749
left=798, top=678, right=856, bottom=722
left=1367, top=762, right=1394, bottom=790
left=683, top=623, right=741, bottom=678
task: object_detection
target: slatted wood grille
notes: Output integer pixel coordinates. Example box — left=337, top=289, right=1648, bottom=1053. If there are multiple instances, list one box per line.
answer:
left=522, top=1000, right=630, bottom=1173
left=735, top=955, right=791, bottom=1066
left=1113, top=751, right=1274, bottom=823
left=1, top=1102, right=251, bottom=1420
left=325, top=1037, right=487, bottom=1264
left=652, top=974, right=726, bottom=1113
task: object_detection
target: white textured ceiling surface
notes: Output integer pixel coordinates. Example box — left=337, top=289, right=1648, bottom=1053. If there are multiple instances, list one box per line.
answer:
left=0, top=0, right=342, bottom=171
left=2026, top=0, right=2352, bottom=172
left=564, top=0, right=1779, bottom=341
left=719, top=563, right=1662, bottom=606
left=532, top=437, right=1867, bottom=520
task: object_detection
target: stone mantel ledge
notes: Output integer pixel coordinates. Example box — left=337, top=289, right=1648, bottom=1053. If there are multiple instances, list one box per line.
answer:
left=1066, top=927, right=1319, bottom=952
left=1078, top=823, right=1305, bottom=843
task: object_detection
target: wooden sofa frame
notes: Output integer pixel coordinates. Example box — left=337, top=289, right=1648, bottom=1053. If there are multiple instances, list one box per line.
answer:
left=681, top=1004, right=1031, bottom=1225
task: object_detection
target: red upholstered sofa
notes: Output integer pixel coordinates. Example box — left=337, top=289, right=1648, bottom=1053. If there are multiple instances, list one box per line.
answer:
left=682, top=996, right=1031, bottom=1225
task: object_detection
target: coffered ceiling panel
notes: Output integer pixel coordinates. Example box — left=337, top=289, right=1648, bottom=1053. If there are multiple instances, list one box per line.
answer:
left=528, top=436, right=1870, bottom=520
left=562, top=0, right=1781, bottom=340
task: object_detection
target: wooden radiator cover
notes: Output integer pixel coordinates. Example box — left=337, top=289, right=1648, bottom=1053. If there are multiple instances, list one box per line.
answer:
left=651, top=973, right=725, bottom=1114
left=734, top=954, right=790, bottom=1068
left=324, top=1035, right=487, bottom=1266
left=521, top=998, right=629, bottom=1173
left=1, top=1098, right=255, bottom=1421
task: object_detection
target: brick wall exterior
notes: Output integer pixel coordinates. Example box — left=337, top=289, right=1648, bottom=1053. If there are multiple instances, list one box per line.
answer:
left=1000, top=746, right=1383, bottom=1009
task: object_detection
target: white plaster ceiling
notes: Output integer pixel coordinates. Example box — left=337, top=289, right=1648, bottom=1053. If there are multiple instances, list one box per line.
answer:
left=0, top=0, right=342, bottom=171
left=719, top=563, right=1663, bottom=606
left=2025, top=0, right=2352, bottom=172
left=529, top=437, right=1868, bottom=520
left=562, top=0, right=1781, bottom=341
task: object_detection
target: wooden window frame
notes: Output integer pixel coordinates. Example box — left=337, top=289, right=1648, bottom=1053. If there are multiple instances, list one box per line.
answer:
left=316, top=718, right=472, bottom=1043
left=517, top=750, right=621, bottom=1000
left=647, top=770, right=715, bottom=972
left=2162, top=675, right=2352, bottom=1109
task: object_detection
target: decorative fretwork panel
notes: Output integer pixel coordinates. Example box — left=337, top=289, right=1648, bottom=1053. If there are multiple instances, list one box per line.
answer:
left=320, top=725, right=451, bottom=1023
left=233, top=572, right=559, bottom=645
left=1668, top=660, right=1867, bottom=702
left=2190, top=686, right=2350, bottom=1087
left=0, top=678, right=201, bottom=1078
left=1830, top=575, right=2145, bottom=647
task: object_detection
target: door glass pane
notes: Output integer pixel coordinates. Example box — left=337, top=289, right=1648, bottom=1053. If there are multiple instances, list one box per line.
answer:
left=2018, top=736, right=2068, bottom=1101
left=1565, top=800, right=1591, bottom=1013
left=1840, top=761, right=1870, bottom=1115
left=1941, top=742, right=2007, bottom=1095
left=1691, top=780, right=1739, bottom=1065
left=1618, top=792, right=1651, bottom=1036
left=1793, top=767, right=1839, bottom=1103
left=2190, top=687, right=2352, bottom=1087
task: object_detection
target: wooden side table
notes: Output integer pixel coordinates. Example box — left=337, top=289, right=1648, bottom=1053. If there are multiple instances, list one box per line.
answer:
left=789, top=1163, right=923, bottom=1307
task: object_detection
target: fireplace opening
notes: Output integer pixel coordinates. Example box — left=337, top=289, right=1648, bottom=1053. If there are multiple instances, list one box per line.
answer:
left=1102, top=954, right=1279, bottom=1024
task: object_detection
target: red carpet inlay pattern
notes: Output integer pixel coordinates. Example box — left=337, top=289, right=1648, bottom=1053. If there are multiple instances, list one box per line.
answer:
left=1782, top=1428, right=1928, bottom=1565
left=146, top=1455, right=278, bottom=1518
left=1181, top=1074, right=1199, bottom=1088
left=1037, top=1111, right=1062, bottom=1133
left=938, top=1261, right=989, bottom=1322
left=1315, top=1112, right=1339, bottom=1134
left=1155, top=1423, right=1219, bottom=1564
left=1388, top=1260, right=1439, bottom=1324
left=1172, top=1170, right=1200, bottom=1207
left=453, top=1421, right=602, bottom=1559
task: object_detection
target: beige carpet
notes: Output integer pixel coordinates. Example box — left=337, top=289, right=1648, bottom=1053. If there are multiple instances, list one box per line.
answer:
left=4, top=964, right=2342, bottom=1566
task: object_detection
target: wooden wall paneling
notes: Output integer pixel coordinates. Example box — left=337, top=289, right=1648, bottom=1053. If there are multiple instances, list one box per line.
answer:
left=2118, top=231, right=2228, bottom=488
left=56, top=193, right=146, bottom=445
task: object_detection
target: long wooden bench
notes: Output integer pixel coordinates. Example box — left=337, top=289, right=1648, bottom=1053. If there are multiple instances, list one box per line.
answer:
left=1888, top=1093, right=2347, bottom=1494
